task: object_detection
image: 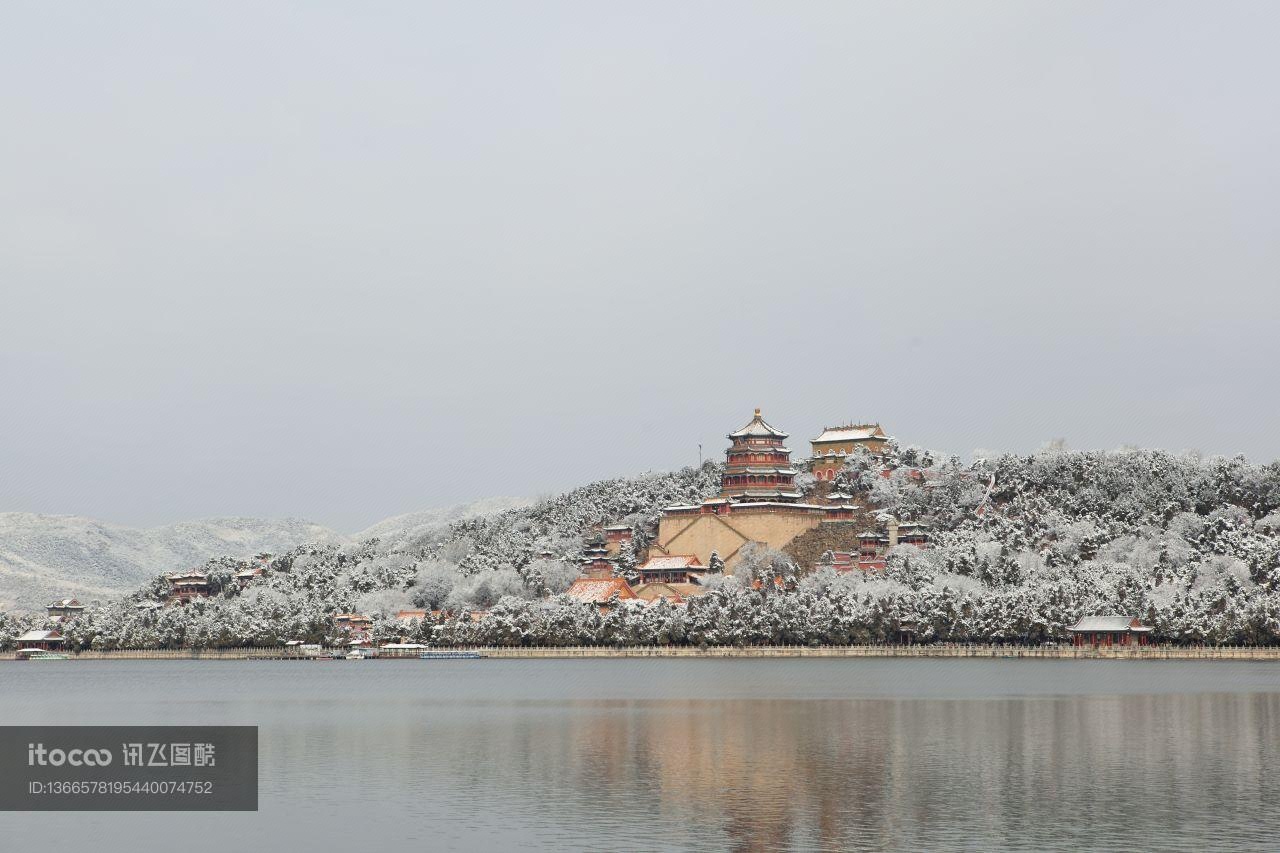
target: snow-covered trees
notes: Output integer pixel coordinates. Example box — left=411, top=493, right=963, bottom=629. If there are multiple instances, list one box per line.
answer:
left=21, top=447, right=1280, bottom=649
left=0, top=611, right=37, bottom=651
left=452, top=462, right=722, bottom=574
left=733, top=543, right=798, bottom=584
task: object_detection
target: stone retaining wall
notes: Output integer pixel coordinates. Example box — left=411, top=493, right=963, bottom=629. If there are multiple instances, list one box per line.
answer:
left=4, top=645, right=1279, bottom=661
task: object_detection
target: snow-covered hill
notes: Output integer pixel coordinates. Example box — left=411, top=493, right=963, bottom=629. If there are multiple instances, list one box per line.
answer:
left=0, top=513, right=348, bottom=612
left=13, top=451, right=1280, bottom=650
left=0, top=498, right=536, bottom=613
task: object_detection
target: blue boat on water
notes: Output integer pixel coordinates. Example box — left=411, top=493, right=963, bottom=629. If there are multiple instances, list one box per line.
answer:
left=419, top=651, right=486, bottom=660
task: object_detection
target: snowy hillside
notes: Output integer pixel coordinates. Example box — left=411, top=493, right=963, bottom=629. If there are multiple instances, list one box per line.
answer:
left=9, top=449, right=1280, bottom=649
left=0, top=497, right=536, bottom=613
left=0, top=513, right=347, bottom=612
left=1, top=465, right=721, bottom=649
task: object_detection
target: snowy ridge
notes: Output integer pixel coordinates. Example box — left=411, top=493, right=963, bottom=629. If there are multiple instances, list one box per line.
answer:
left=6, top=449, right=1280, bottom=648
left=0, top=499, right=532, bottom=613
left=0, top=513, right=347, bottom=612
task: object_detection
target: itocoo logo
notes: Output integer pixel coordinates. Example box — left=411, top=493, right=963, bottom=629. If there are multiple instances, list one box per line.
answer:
left=27, top=743, right=113, bottom=766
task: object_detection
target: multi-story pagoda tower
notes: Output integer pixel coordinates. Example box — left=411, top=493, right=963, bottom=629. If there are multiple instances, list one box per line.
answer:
left=719, top=409, right=801, bottom=502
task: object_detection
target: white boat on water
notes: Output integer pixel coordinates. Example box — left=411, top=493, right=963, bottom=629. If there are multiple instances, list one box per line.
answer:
left=17, top=650, right=70, bottom=660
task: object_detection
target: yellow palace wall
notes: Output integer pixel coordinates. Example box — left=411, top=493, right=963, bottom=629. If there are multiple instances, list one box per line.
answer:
left=810, top=440, right=887, bottom=477
left=651, top=507, right=826, bottom=573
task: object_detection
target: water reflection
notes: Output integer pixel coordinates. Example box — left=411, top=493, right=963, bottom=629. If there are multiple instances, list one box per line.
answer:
left=1, top=662, right=1277, bottom=852
left=408, top=694, right=1279, bottom=852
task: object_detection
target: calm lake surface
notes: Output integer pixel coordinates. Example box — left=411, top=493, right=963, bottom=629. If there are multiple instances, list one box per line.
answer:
left=1, top=659, right=1277, bottom=852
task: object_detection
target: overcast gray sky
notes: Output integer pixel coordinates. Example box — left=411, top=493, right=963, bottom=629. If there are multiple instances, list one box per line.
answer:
left=2, top=1, right=1277, bottom=532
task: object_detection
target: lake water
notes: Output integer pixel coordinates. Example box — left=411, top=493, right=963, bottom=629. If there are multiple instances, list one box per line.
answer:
left=1, top=659, right=1277, bottom=852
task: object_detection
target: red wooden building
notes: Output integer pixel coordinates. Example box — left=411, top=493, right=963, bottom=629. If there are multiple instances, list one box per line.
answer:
left=166, top=570, right=210, bottom=604
left=1068, top=615, right=1153, bottom=647
left=603, top=525, right=634, bottom=555
left=333, top=613, right=374, bottom=642
left=719, top=409, right=802, bottom=502
left=46, top=598, right=86, bottom=621
left=579, top=544, right=614, bottom=579
left=858, top=520, right=930, bottom=561
left=16, top=630, right=65, bottom=652
left=635, top=555, right=705, bottom=584
left=565, top=577, right=637, bottom=610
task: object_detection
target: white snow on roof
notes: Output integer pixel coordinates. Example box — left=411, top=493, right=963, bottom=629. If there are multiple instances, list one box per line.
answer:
left=565, top=578, right=632, bottom=603
left=17, top=630, right=62, bottom=642
left=1068, top=615, right=1146, bottom=632
left=728, top=410, right=789, bottom=439
left=640, top=555, right=703, bottom=571
left=812, top=425, right=885, bottom=443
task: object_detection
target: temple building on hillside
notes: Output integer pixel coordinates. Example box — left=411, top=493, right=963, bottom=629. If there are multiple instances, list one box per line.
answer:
left=579, top=542, right=615, bottom=579
left=47, top=598, right=86, bottom=622
left=166, top=570, right=210, bottom=604
left=649, top=409, right=855, bottom=574
left=635, top=555, right=706, bottom=585
left=565, top=577, right=637, bottom=610
left=857, top=519, right=930, bottom=552
left=822, top=489, right=861, bottom=521
left=333, top=613, right=374, bottom=643
left=810, top=424, right=890, bottom=480
left=235, top=567, right=264, bottom=588
left=395, top=609, right=428, bottom=625
left=826, top=551, right=857, bottom=571
left=856, top=518, right=930, bottom=570
left=602, top=525, right=634, bottom=556
left=719, top=409, right=802, bottom=502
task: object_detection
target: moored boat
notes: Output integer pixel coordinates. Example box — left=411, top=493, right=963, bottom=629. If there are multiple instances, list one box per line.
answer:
left=17, top=650, right=71, bottom=660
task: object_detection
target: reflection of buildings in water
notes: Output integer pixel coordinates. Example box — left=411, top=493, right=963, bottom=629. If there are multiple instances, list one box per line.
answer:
left=11, top=666, right=1279, bottom=852
left=438, top=694, right=1279, bottom=852
left=459, top=700, right=902, bottom=851
left=286, top=691, right=1279, bottom=851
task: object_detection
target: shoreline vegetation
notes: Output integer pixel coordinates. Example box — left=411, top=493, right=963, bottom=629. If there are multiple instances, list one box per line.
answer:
left=5, top=644, right=1280, bottom=661
left=8, top=442, right=1280, bottom=651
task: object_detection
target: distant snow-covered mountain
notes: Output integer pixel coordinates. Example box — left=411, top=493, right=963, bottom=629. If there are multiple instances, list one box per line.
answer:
left=0, top=498, right=531, bottom=613
left=0, top=513, right=348, bottom=612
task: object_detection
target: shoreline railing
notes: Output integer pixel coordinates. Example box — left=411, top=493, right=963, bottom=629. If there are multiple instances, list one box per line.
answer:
left=3, top=643, right=1280, bottom=661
